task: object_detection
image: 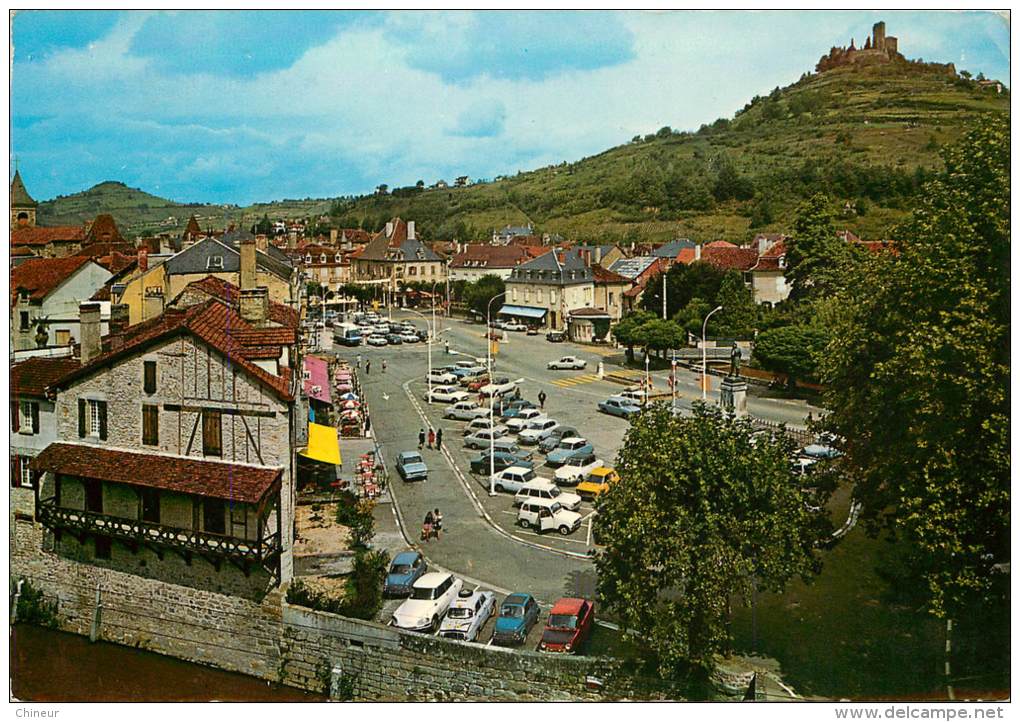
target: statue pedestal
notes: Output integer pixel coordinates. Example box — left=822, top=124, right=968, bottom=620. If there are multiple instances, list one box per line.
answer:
left=719, top=376, right=748, bottom=418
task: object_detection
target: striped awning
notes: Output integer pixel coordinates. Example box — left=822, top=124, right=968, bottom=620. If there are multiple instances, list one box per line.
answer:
left=498, top=305, right=548, bottom=319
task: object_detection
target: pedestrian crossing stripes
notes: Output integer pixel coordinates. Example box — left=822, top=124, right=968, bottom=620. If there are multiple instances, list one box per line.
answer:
left=549, top=373, right=601, bottom=388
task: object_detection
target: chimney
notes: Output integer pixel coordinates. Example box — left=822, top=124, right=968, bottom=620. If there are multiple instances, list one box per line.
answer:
left=329, top=228, right=338, bottom=245
left=138, top=248, right=149, bottom=273
left=109, top=304, right=130, bottom=335
left=79, top=303, right=102, bottom=365
left=407, top=221, right=416, bottom=240
left=595, top=246, right=602, bottom=264
left=385, top=221, right=394, bottom=237
left=240, top=237, right=257, bottom=290
left=255, top=233, right=269, bottom=252
left=240, top=287, right=269, bottom=325
left=695, top=244, right=702, bottom=261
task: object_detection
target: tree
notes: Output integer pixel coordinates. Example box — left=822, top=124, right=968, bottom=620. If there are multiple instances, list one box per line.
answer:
left=596, top=404, right=827, bottom=677
left=640, top=262, right=727, bottom=319
left=255, top=213, right=272, bottom=235
left=714, top=272, right=757, bottom=338
left=819, top=117, right=1009, bottom=620
left=785, top=194, right=862, bottom=301
left=636, top=318, right=685, bottom=358
left=612, top=310, right=656, bottom=363
left=462, top=275, right=505, bottom=321
left=752, top=325, right=827, bottom=387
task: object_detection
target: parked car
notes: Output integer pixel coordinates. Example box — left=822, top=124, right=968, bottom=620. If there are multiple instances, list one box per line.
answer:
left=384, top=551, right=428, bottom=597
left=366, top=334, right=388, bottom=347
left=539, top=598, right=595, bottom=654
left=428, top=370, right=458, bottom=385
left=391, top=572, right=464, bottom=633
left=438, top=589, right=497, bottom=642
left=503, top=320, right=527, bottom=332
left=539, top=425, right=581, bottom=453
left=491, top=593, right=541, bottom=647
left=400, top=332, right=420, bottom=344
left=517, top=418, right=560, bottom=445
left=553, top=455, right=604, bottom=487
left=546, top=331, right=567, bottom=343
left=800, top=443, right=843, bottom=460
left=517, top=498, right=582, bottom=535
left=384, top=334, right=404, bottom=345
left=576, top=466, right=620, bottom=500
left=598, top=396, right=642, bottom=419
left=444, top=401, right=488, bottom=421
left=619, top=387, right=647, bottom=404
left=491, top=438, right=533, bottom=457
left=547, top=356, right=587, bottom=370
left=526, top=327, right=539, bottom=336
left=546, top=437, right=595, bottom=467
left=499, top=400, right=536, bottom=419
left=396, top=451, right=429, bottom=481
left=490, top=466, right=553, bottom=494
left=464, top=429, right=510, bottom=450
left=515, top=479, right=582, bottom=511
left=506, top=408, right=547, bottom=433
left=425, top=385, right=470, bottom=404
left=465, top=375, right=491, bottom=391
left=462, top=417, right=509, bottom=438
left=469, top=451, right=534, bottom=475
left=480, top=377, right=518, bottom=398
left=451, top=366, right=484, bottom=380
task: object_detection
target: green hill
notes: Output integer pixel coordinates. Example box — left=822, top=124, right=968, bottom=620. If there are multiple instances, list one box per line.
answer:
left=39, top=60, right=1008, bottom=243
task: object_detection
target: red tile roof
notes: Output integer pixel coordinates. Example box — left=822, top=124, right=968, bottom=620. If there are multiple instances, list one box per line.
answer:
left=449, top=244, right=531, bottom=269
left=701, top=246, right=759, bottom=272
left=706, top=240, right=737, bottom=248
left=11, top=255, right=95, bottom=303
left=32, top=442, right=282, bottom=504
left=178, top=275, right=299, bottom=329
left=11, top=357, right=81, bottom=398
left=76, top=242, right=136, bottom=259
left=339, top=228, right=371, bottom=243
left=84, top=214, right=125, bottom=245
left=11, top=225, right=86, bottom=247
left=52, top=300, right=295, bottom=401
left=591, top=264, right=631, bottom=284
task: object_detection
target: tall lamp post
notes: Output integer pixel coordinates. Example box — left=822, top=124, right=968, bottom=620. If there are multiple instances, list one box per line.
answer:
left=701, top=305, right=724, bottom=401
left=487, top=291, right=507, bottom=496
left=644, top=349, right=650, bottom=406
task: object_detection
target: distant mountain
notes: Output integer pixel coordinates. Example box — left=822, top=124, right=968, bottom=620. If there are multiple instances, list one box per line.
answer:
left=39, top=60, right=1008, bottom=244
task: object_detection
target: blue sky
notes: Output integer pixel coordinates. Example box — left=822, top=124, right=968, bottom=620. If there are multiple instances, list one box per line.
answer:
left=10, top=10, right=1010, bottom=205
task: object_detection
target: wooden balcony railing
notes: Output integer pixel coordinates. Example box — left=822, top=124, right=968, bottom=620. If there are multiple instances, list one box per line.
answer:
left=37, top=499, right=281, bottom=564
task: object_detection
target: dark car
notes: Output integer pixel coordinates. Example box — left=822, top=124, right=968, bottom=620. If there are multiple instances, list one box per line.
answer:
left=539, top=597, right=594, bottom=654
left=539, top=425, right=581, bottom=453
left=469, top=450, right=534, bottom=475
left=384, top=550, right=428, bottom=597
left=492, top=593, right=541, bottom=647
left=546, top=331, right=567, bottom=343
left=385, top=333, right=404, bottom=345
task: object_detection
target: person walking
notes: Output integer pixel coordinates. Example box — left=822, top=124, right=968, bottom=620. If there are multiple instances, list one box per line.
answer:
left=435, top=427, right=443, bottom=451
left=365, top=359, right=371, bottom=375
left=382, top=359, right=387, bottom=373
left=538, top=390, right=547, bottom=410
left=422, top=510, right=435, bottom=542
left=356, top=354, right=362, bottom=369
left=418, top=428, right=426, bottom=450
left=427, top=428, right=435, bottom=450
left=432, top=508, right=443, bottom=540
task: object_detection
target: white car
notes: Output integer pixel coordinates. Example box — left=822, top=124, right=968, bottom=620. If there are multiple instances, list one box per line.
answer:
left=491, top=466, right=553, bottom=494
left=438, top=589, right=497, bottom=642
left=400, top=333, right=420, bottom=343
left=554, top=456, right=605, bottom=487
left=464, top=428, right=510, bottom=450
left=392, top=572, right=464, bottom=633
left=517, top=498, right=582, bottom=535
left=514, top=479, right=582, bottom=512
left=517, top=418, right=560, bottom=445
left=479, top=378, right=518, bottom=398
left=425, top=385, right=470, bottom=404
left=620, top=387, right=647, bottom=403
left=428, top=371, right=458, bottom=385
left=366, top=334, right=388, bottom=346
left=547, top=356, right=587, bottom=370
left=503, top=320, right=527, bottom=332
left=462, top=417, right=509, bottom=438
left=506, top=408, right=547, bottom=433
left=444, top=401, right=489, bottom=421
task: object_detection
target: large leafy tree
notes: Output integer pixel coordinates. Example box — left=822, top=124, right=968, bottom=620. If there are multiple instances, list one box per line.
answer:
left=753, top=325, right=828, bottom=387
left=819, top=117, right=1009, bottom=619
left=641, top=262, right=727, bottom=319
left=462, top=275, right=506, bottom=321
left=636, top=318, right=685, bottom=358
left=785, top=193, right=862, bottom=301
left=596, top=404, right=828, bottom=677
left=714, top=272, right=758, bottom=338
left=612, top=310, right=656, bottom=362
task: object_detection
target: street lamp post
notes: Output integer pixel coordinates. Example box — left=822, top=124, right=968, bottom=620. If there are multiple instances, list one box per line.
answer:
left=701, top=305, right=724, bottom=401
left=671, top=351, right=677, bottom=410
left=644, top=350, right=650, bottom=406
left=487, top=291, right=507, bottom=496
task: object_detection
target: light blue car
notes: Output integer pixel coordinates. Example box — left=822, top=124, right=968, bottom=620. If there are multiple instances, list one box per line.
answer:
left=598, top=396, right=642, bottom=419
left=396, top=451, right=429, bottom=481
left=545, top=438, right=595, bottom=467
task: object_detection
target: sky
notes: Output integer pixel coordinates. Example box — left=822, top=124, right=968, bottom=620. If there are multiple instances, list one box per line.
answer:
left=9, top=10, right=1010, bottom=206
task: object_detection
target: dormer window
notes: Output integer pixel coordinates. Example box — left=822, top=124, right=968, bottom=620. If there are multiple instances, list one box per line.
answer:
left=305, top=254, right=312, bottom=264
left=779, top=257, right=786, bottom=269
left=335, top=254, right=342, bottom=263
left=207, top=255, right=224, bottom=270
left=320, top=254, right=327, bottom=263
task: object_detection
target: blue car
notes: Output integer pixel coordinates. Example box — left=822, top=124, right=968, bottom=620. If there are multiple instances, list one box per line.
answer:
left=491, top=593, right=541, bottom=647
left=384, top=551, right=428, bottom=597
left=545, top=438, right=595, bottom=467
left=396, top=451, right=429, bottom=482
left=598, top=396, right=642, bottom=419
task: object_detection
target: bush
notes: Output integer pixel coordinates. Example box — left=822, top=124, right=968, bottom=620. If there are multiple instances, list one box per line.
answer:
left=335, top=494, right=375, bottom=549
left=15, top=580, right=58, bottom=628
left=285, top=549, right=390, bottom=621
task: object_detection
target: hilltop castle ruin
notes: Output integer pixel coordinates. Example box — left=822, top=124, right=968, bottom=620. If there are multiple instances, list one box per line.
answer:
left=816, top=21, right=904, bottom=72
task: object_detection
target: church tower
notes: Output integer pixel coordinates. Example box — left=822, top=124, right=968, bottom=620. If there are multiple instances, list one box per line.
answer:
left=10, top=170, right=38, bottom=228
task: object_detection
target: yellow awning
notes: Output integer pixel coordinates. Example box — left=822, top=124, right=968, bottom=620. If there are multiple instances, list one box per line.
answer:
left=300, top=422, right=341, bottom=466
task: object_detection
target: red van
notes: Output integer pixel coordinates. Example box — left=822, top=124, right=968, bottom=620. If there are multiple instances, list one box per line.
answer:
left=538, top=597, right=595, bottom=654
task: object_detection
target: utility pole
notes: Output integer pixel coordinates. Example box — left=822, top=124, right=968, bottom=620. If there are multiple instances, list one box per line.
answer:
left=662, top=271, right=667, bottom=320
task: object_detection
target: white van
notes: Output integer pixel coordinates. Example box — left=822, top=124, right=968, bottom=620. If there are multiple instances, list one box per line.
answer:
left=514, top=479, right=582, bottom=511
left=517, top=498, right=582, bottom=536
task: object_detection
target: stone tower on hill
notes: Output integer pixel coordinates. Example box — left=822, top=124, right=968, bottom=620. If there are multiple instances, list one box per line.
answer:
left=817, top=21, right=902, bottom=72
left=10, top=170, right=37, bottom=228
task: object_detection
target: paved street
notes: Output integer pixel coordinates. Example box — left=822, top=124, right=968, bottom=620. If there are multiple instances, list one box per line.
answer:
left=332, top=311, right=823, bottom=605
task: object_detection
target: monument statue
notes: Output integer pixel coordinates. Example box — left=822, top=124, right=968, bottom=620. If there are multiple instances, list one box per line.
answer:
left=729, top=342, right=742, bottom=377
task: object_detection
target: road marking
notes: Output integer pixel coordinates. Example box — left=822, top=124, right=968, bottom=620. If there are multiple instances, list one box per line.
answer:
left=549, top=373, right=601, bottom=388
left=512, top=530, right=590, bottom=546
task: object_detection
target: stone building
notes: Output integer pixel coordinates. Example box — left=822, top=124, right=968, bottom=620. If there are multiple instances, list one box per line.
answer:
left=448, top=244, right=532, bottom=282
left=816, top=21, right=904, bottom=72
left=10, top=169, right=37, bottom=228
left=30, top=296, right=300, bottom=599
left=351, top=218, right=447, bottom=301
left=503, top=249, right=595, bottom=330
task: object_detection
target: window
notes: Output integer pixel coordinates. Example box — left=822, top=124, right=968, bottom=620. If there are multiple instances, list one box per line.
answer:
left=143, top=361, right=157, bottom=394
left=55, top=329, right=71, bottom=346
left=140, top=488, right=160, bottom=523
left=207, top=255, right=224, bottom=270
left=10, top=456, right=34, bottom=489
left=230, top=504, right=247, bottom=538
left=203, top=498, right=226, bottom=534
left=19, top=401, right=39, bottom=434
left=94, top=536, right=112, bottom=560
left=551, top=292, right=558, bottom=304
left=84, top=478, right=103, bottom=513
left=202, top=410, right=222, bottom=457
left=142, top=404, right=159, bottom=446
left=79, top=399, right=108, bottom=440
left=19, top=312, right=29, bottom=330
